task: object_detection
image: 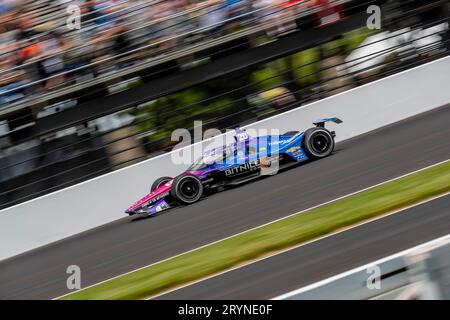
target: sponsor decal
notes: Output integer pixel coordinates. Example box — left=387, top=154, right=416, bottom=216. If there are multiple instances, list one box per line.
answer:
left=287, top=146, right=303, bottom=157
left=269, top=139, right=290, bottom=146
left=147, top=191, right=170, bottom=206
left=225, top=159, right=260, bottom=177
left=155, top=201, right=170, bottom=212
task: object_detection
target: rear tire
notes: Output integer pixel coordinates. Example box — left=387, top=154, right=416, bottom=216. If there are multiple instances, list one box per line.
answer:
left=171, top=174, right=203, bottom=204
left=151, top=176, right=172, bottom=192
left=303, top=127, right=334, bottom=159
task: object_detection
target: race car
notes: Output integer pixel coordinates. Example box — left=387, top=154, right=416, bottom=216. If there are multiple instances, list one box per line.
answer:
left=125, top=117, right=342, bottom=216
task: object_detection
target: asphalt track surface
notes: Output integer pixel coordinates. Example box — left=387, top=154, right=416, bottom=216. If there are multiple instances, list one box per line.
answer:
left=1, top=105, right=449, bottom=300
left=158, top=194, right=450, bottom=299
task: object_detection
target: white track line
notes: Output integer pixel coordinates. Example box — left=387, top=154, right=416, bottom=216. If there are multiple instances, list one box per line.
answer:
left=55, top=158, right=450, bottom=300
left=273, top=233, right=450, bottom=300
left=147, top=191, right=450, bottom=299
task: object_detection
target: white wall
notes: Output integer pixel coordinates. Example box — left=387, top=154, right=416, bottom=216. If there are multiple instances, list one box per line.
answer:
left=2, top=56, right=450, bottom=261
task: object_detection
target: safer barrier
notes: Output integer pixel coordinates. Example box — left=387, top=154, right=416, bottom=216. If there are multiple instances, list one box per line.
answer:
left=1, top=56, right=450, bottom=261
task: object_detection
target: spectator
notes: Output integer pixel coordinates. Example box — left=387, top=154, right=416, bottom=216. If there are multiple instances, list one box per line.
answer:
left=199, top=0, right=227, bottom=39
left=0, top=0, right=327, bottom=107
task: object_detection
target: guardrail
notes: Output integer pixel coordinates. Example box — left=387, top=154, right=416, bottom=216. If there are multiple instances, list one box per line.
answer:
left=274, top=234, right=450, bottom=300
left=1, top=55, right=450, bottom=261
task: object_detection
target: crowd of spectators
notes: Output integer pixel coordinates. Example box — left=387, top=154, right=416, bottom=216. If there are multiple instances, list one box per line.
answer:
left=0, top=0, right=336, bottom=107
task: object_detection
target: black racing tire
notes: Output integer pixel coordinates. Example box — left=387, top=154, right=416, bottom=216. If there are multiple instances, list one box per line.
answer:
left=171, top=174, right=204, bottom=204
left=151, top=176, right=172, bottom=192
left=302, top=127, right=335, bottom=159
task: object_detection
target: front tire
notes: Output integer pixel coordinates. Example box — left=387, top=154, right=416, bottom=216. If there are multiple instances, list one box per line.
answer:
left=303, top=127, right=334, bottom=159
left=151, top=176, right=172, bottom=192
left=171, top=174, right=203, bottom=204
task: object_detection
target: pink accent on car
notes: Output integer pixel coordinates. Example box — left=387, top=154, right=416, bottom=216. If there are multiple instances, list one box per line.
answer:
left=126, top=179, right=174, bottom=211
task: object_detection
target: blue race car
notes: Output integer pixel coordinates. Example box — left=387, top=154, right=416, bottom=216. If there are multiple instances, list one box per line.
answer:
left=125, top=118, right=343, bottom=216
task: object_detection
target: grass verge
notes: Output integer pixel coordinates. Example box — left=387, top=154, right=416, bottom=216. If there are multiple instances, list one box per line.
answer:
left=62, top=161, right=450, bottom=300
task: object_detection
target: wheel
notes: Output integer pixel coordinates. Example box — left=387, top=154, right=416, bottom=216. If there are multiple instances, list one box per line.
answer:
left=302, top=127, right=335, bottom=159
left=151, top=176, right=172, bottom=192
left=171, top=174, right=203, bottom=204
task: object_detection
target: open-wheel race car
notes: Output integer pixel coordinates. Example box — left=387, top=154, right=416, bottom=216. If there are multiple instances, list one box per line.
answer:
left=125, top=117, right=342, bottom=216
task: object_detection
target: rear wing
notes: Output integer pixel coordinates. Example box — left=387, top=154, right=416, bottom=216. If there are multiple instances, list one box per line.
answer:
left=313, top=117, right=343, bottom=128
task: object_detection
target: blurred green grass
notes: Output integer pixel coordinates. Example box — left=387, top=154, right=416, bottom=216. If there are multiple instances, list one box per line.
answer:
left=62, top=160, right=450, bottom=300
